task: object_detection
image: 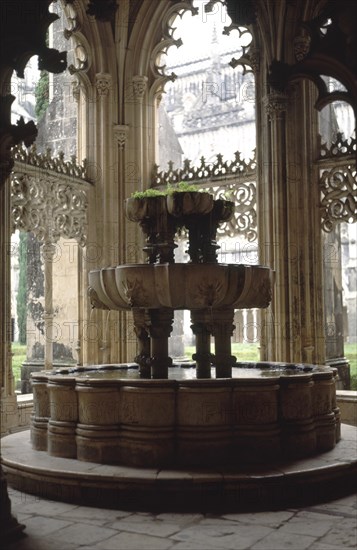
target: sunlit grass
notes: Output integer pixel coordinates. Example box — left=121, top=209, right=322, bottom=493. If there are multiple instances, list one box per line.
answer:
left=11, top=343, right=26, bottom=384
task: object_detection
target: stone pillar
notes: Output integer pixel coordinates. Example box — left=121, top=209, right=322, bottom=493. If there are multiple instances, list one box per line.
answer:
left=262, top=90, right=290, bottom=361
left=259, top=83, right=325, bottom=365
left=133, top=307, right=151, bottom=378
left=323, top=227, right=350, bottom=388
left=148, top=309, right=174, bottom=379
left=191, top=310, right=212, bottom=378
left=0, top=179, right=17, bottom=432
left=113, top=124, right=132, bottom=363
left=211, top=308, right=236, bottom=378
left=43, top=238, right=56, bottom=370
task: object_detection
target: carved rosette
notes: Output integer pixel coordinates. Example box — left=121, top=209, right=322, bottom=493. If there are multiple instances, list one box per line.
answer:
left=113, top=125, right=129, bottom=151
left=263, top=91, right=288, bottom=120
left=95, top=73, right=112, bottom=97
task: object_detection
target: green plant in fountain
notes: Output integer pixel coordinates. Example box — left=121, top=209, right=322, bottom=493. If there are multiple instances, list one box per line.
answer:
left=131, top=188, right=167, bottom=199
left=167, top=181, right=201, bottom=194
left=131, top=181, right=204, bottom=199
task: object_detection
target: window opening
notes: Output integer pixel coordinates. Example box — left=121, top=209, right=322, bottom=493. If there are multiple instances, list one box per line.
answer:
left=158, top=0, right=259, bottom=362
left=318, top=85, right=356, bottom=388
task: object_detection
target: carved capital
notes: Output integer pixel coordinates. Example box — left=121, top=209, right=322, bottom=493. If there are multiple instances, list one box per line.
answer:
left=132, top=75, right=148, bottom=102
left=263, top=91, right=288, bottom=120
left=113, top=124, right=129, bottom=150
left=294, top=35, right=311, bottom=62
left=95, top=73, right=112, bottom=97
left=71, top=78, right=81, bottom=102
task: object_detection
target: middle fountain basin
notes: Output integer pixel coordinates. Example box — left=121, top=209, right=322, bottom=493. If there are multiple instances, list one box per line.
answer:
left=88, top=263, right=272, bottom=310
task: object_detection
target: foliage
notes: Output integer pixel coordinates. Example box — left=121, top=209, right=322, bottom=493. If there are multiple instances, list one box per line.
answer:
left=35, top=71, right=49, bottom=120
left=16, top=232, right=28, bottom=344
left=131, top=188, right=166, bottom=199
left=167, top=181, right=200, bottom=194
left=131, top=181, right=204, bottom=199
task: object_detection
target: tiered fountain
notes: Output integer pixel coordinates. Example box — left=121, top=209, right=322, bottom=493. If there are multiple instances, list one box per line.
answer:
left=29, top=188, right=341, bottom=472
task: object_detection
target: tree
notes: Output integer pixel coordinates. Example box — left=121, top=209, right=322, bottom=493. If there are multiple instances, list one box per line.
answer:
left=35, top=71, right=49, bottom=120
left=16, top=232, right=28, bottom=344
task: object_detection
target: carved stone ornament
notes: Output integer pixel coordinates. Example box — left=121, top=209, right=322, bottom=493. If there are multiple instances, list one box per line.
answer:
left=263, top=91, right=288, bottom=119
left=319, top=132, right=357, bottom=160
left=320, top=164, right=357, bottom=232
left=132, top=76, right=148, bottom=102
left=12, top=143, right=88, bottom=180
left=294, top=34, right=311, bottom=62
left=113, top=125, right=129, bottom=150
left=11, top=171, right=88, bottom=246
left=96, top=73, right=112, bottom=97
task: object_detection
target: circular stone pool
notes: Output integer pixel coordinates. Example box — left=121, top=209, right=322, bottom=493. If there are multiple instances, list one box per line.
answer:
left=30, top=362, right=341, bottom=468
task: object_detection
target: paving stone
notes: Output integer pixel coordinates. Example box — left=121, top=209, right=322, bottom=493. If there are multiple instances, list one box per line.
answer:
left=317, top=518, right=357, bottom=548
left=4, top=534, right=78, bottom=550
left=171, top=523, right=273, bottom=549
left=48, top=522, right=118, bottom=545
left=309, top=544, right=349, bottom=550
left=170, top=541, right=226, bottom=550
left=250, top=530, right=317, bottom=549
left=59, top=506, right=131, bottom=521
left=92, top=531, right=174, bottom=549
left=278, top=515, right=333, bottom=537
left=107, top=518, right=181, bottom=537
left=155, top=512, right=204, bottom=523
left=222, top=510, right=295, bottom=527
left=14, top=499, right=79, bottom=516
left=16, top=516, right=73, bottom=536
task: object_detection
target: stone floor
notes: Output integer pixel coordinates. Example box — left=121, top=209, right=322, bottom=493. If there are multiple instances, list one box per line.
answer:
left=3, top=489, right=357, bottom=549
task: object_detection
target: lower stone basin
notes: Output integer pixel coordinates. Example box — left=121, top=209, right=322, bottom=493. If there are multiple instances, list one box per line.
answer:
left=31, top=362, right=341, bottom=468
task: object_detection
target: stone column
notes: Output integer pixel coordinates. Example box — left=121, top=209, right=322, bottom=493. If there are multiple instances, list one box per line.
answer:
left=259, top=83, right=325, bottom=365
left=132, top=75, right=148, bottom=188
left=262, top=90, right=290, bottom=361
left=132, top=307, right=151, bottom=378
left=191, top=309, right=212, bottom=378
left=148, top=308, right=174, bottom=379
left=42, top=238, right=56, bottom=370
left=211, top=308, right=236, bottom=378
left=113, top=124, right=133, bottom=363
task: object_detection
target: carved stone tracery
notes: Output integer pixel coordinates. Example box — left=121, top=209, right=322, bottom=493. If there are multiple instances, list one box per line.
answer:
left=11, top=171, right=88, bottom=246
left=318, top=132, right=356, bottom=232
left=12, top=144, right=89, bottom=180
left=319, top=164, right=357, bottom=232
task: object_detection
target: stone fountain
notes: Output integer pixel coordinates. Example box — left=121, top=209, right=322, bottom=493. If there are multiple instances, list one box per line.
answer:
left=28, top=189, right=341, bottom=471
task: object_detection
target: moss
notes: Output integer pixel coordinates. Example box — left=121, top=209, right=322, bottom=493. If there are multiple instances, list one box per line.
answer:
left=131, top=181, right=204, bottom=199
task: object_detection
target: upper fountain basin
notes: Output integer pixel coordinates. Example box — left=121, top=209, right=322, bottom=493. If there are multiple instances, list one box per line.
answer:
left=89, top=264, right=273, bottom=310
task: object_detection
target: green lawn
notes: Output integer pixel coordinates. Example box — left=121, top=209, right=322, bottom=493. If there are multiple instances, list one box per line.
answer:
left=345, top=342, right=357, bottom=390
left=11, top=343, right=26, bottom=384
